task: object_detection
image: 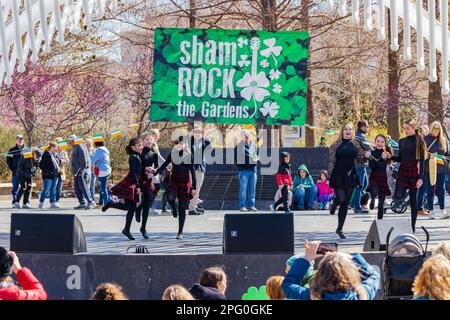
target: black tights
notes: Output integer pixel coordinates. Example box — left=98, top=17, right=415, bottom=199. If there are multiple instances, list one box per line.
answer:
left=166, top=191, right=189, bottom=235
left=333, top=187, right=354, bottom=232
left=135, top=184, right=160, bottom=231
left=394, top=185, right=418, bottom=232
left=110, top=200, right=137, bottom=232
left=274, top=185, right=289, bottom=211
left=17, top=177, right=32, bottom=204
left=369, top=188, right=386, bottom=220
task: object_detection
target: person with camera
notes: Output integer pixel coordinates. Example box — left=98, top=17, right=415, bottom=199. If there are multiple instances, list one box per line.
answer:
left=282, top=240, right=380, bottom=300
left=0, top=247, right=47, bottom=300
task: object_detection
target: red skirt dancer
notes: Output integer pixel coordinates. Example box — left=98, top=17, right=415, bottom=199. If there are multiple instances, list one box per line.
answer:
left=396, top=162, right=419, bottom=189
left=166, top=172, right=192, bottom=201
left=367, top=171, right=391, bottom=197
left=110, top=173, right=140, bottom=204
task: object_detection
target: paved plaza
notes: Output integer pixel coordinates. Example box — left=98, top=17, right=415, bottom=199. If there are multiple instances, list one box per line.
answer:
left=0, top=197, right=449, bottom=255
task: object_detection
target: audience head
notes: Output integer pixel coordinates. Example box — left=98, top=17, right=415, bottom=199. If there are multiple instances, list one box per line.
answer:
left=149, top=128, right=160, bottom=141
left=126, top=138, right=143, bottom=155
left=265, top=276, right=285, bottom=300
left=85, top=138, right=94, bottom=150
left=412, top=255, right=450, bottom=300
left=319, top=170, right=328, bottom=181
left=241, top=130, right=251, bottom=143
left=15, top=134, right=24, bottom=147
left=280, top=152, right=290, bottom=164
left=433, top=242, right=450, bottom=261
left=48, top=142, right=58, bottom=154
left=199, top=267, right=227, bottom=294
left=94, top=141, right=105, bottom=148
left=0, top=247, right=13, bottom=279
left=357, top=120, right=368, bottom=133
left=92, top=283, right=128, bottom=300
left=162, top=285, right=195, bottom=300
left=309, top=252, right=367, bottom=300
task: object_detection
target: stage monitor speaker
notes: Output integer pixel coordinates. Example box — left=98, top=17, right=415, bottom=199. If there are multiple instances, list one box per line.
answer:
left=10, top=213, right=87, bottom=254
left=223, top=214, right=294, bottom=254
left=363, top=218, right=412, bottom=252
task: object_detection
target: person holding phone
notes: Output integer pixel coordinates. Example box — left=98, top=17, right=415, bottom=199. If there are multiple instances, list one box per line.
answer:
left=102, top=138, right=143, bottom=241
left=282, top=240, right=380, bottom=300
left=0, top=247, right=47, bottom=300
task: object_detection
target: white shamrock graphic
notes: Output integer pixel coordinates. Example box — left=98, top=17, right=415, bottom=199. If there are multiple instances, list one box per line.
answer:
left=273, top=83, right=282, bottom=93
left=236, top=72, right=270, bottom=103
left=269, top=69, right=280, bottom=80
left=260, top=59, right=269, bottom=68
left=238, top=55, right=251, bottom=68
left=260, top=38, right=282, bottom=65
left=260, top=101, right=280, bottom=118
left=237, top=37, right=248, bottom=48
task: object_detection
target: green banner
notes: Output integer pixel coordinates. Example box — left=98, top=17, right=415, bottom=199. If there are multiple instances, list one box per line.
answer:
left=150, top=28, right=309, bottom=125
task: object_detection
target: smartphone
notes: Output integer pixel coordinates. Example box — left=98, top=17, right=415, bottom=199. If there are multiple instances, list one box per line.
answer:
left=317, top=242, right=338, bottom=255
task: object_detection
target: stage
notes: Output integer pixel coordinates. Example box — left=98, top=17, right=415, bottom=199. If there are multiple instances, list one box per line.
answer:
left=1, top=198, right=449, bottom=255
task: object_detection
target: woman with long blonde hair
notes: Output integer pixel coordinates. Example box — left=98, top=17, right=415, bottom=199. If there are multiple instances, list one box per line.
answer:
left=328, top=123, right=370, bottom=239
left=282, top=240, right=380, bottom=300
left=413, top=255, right=450, bottom=300
left=388, top=119, right=427, bottom=233
left=417, top=121, right=449, bottom=219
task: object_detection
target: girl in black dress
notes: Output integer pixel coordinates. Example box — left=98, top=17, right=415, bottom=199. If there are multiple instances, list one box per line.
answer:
left=102, top=138, right=143, bottom=241
left=134, top=133, right=161, bottom=239
left=328, top=123, right=370, bottom=239
left=152, top=137, right=197, bottom=240
left=388, top=120, right=427, bottom=232
left=367, top=134, right=392, bottom=220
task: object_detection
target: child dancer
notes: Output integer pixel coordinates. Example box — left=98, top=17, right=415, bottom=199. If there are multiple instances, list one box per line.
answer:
left=270, top=152, right=293, bottom=214
left=367, top=134, right=392, bottom=219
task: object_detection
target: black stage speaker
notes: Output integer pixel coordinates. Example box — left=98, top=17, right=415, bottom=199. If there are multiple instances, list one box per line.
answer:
left=223, top=214, right=294, bottom=254
left=10, top=213, right=87, bottom=254
left=363, top=218, right=412, bottom=252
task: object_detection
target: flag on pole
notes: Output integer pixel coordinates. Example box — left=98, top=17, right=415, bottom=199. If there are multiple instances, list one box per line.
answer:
left=111, top=130, right=122, bottom=138
left=93, top=134, right=104, bottom=143
left=22, top=149, right=33, bottom=159
left=2, top=153, right=12, bottom=158
left=57, top=140, right=69, bottom=150
left=325, top=129, right=337, bottom=135
left=40, top=144, right=50, bottom=152
left=73, top=137, right=84, bottom=145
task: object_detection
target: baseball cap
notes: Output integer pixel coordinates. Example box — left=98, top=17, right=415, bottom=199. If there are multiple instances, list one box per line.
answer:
left=16, top=134, right=24, bottom=139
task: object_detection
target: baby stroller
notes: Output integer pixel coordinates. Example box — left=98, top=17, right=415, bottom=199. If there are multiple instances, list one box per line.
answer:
left=382, top=226, right=429, bottom=300
left=389, top=163, right=409, bottom=214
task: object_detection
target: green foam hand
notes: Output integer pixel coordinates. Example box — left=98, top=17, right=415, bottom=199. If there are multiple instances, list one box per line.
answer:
left=242, top=286, right=269, bottom=300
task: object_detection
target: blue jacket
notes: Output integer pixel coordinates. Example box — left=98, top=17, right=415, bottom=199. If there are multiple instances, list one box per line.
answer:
left=282, top=253, right=380, bottom=300
left=91, top=147, right=111, bottom=177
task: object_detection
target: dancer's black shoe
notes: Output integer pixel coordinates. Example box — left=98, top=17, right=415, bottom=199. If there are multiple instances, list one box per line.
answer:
left=122, top=229, right=135, bottom=241
left=140, top=228, right=149, bottom=239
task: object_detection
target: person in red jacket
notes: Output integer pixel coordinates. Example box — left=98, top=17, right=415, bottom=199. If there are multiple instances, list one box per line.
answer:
left=270, top=152, right=293, bottom=214
left=0, top=247, right=47, bottom=300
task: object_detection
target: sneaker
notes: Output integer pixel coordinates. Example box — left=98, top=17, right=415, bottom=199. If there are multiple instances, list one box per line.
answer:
left=248, top=207, right=258, bottom=212
left=240, top=207, right=248, bottom=212
left=176, top=233, right=183, bottom=240
left=428, top=211, right=436, bottom=220
left=188, top=209, right=202, bottom=215
left=270, top=204, right=276, bottom=213
left=161, top=209, right=169, bottom=214
left=74, top=204, right=87, bottom=209
left=85, top=203, right=95, bottom=210
left=22, top=203, right=31, bottom=209
left=38, top=202, right=45, bottom=209
left=418, top=209, right=429, bottom=215
left=13, top=203, right=21, bottom=209
left=149, top=208, right=157, bottom=215
left=195, top=207, right=205, bottom=213
left=440, top=209, right=449, bottom=219
left=325, top=203, right=330, bottom=210
left=50, top=202, right=61, bottom=209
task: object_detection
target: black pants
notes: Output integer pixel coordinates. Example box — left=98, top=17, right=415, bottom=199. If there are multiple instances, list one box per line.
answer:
left=394, top=184, right=418, bottom=232
left=274, top=185, right=289, bottom=211
left=136, top=184, right=160, bottom=231
left=333, top=187, right=354, bottom=232
left=110, top=200, right=137, bottom=232
left=166, top=191, right=189, bottom=235
left=17, top=177, right=32, bottom=205
left=369, top=187, right=386, bottom=220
